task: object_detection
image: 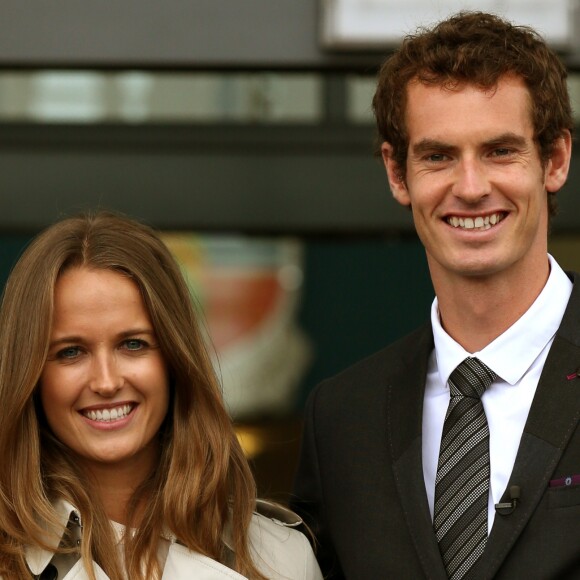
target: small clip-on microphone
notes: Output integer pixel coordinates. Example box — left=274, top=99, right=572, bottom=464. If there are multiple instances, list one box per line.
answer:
left=495, top=485, right=520, bottom=515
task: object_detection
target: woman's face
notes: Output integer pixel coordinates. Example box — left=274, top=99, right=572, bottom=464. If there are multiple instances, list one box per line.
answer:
left=39, top=267, right=170, bottom=477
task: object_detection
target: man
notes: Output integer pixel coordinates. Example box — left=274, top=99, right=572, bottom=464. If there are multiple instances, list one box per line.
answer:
left=291, top=11, right=579, bottom=579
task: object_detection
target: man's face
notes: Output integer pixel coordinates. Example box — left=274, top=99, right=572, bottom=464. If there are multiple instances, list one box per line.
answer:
left=382, top=75, right=570, bottom=285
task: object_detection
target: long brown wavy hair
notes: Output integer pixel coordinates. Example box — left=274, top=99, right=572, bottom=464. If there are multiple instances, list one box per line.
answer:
left=0, top=211, right=266, bottom=579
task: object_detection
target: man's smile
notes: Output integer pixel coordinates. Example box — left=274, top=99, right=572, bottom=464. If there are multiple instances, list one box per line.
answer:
left=445, top=211, right=507, bottom=231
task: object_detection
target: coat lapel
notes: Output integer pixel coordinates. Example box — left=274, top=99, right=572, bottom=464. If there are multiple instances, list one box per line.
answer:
left=387, top=324, right=448, bottom=580
left=63, top=561, right=109, bottom=579
left=162, top=543, right=247, bottom=579
left=475, top=274, right=580, bottom=579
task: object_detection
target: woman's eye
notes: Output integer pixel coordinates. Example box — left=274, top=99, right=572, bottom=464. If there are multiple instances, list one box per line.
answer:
left=57, top=346, right=81, bottom=359
left=123, top=339, right=146, bottom=351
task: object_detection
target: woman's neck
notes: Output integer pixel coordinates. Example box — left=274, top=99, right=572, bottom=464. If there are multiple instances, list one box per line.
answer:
left=78, top=446, right=158, bottom=524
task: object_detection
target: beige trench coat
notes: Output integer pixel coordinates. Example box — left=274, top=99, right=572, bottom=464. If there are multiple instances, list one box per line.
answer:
left=17, top=500, right=323, bottom=580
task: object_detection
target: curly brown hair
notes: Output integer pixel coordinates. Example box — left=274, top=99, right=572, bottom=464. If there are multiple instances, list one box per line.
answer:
left=372, top=11, right=573, bottom=215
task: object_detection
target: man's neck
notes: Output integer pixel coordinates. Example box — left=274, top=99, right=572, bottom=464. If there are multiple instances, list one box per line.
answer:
left=432, top=257, right=550, bottom=353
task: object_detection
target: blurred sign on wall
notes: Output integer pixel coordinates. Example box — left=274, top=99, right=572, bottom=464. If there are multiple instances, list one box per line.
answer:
left=320, top=0, right=576, bottom=50
left=162, top=233, right=312, bottom=420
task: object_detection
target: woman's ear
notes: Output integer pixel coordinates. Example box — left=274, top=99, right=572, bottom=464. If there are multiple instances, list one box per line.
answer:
left=545, top=130, right=572, bottom=193
left=381, top=142, right=411, bottom=207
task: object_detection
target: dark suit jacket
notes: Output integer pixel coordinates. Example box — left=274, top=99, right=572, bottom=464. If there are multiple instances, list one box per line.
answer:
left=291, top=274, right=580, bottom=579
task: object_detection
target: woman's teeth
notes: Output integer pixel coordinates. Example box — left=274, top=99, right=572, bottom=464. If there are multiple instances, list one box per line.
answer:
left=83, top=404, right=133, bottom=422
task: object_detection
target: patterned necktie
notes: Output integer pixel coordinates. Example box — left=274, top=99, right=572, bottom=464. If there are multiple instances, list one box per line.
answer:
left=433, top=357, right=497, bottom=580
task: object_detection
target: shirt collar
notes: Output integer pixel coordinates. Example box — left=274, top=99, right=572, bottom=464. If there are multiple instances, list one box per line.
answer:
left=431, top=255, right=572, bottom=389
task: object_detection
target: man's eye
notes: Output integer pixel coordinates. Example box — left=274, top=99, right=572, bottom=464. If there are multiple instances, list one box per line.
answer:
left=427, top=153, right=448, bottom=162
left=492, top=148, right=512, bottom=157
left=57, top=346, right=81, bottom=359
left=123, top=339, right=146, bottom=351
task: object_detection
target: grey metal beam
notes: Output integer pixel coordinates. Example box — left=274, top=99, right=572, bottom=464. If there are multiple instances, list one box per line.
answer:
left=0, top=123, right=410, bottom=233
left=0, top=0, right=381, bottom=71
left=0, top=122, right=578, bottom=234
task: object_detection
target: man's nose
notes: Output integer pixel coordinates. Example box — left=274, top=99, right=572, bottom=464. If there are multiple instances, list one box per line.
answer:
left=452, top=158, right=492, bottom=202
left=89, top=353, right=124, bottom=396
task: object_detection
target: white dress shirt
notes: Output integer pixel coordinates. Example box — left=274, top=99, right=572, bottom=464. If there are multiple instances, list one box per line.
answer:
left=422, top=255, right=573, bottom=533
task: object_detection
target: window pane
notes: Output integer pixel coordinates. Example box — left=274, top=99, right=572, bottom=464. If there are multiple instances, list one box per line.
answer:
left=0, top=71, right=323, bottom=123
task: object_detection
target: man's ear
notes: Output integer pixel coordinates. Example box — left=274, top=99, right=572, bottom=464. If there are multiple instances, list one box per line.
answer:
left=545, top=130, right=572, bottom=193
left=381, top=142, right=411, bottom=207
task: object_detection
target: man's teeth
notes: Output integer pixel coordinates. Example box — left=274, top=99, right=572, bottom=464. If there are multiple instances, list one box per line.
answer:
left=83, top=404, right=133, bottom=422
left=447, top=212, right=504, bottom=230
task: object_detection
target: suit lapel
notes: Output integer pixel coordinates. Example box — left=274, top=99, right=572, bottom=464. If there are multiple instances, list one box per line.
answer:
left=387, top=324, right=448, bottom=580
left=476, top=274, right=580, bottom=578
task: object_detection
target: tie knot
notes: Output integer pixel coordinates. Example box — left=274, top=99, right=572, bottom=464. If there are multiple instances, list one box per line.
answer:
left=448, top=357, right=496, bottom=399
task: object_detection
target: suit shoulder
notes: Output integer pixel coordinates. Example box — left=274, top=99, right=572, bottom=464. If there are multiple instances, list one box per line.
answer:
left=321, top=323, right=431, bottom=386
left=309, top=322, right=432, bottom=406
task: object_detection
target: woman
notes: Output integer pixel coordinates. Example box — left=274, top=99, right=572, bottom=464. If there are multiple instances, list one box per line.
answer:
left=0, top=212, right=322, bottom=580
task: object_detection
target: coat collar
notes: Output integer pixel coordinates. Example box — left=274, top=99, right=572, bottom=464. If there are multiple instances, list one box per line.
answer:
left=25, top=498, right=79, bottom=575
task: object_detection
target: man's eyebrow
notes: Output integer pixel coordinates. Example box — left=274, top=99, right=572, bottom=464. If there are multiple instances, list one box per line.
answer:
left=411, top=139, right=456, bottom=156
left=483, top=132, right=528, bottom=148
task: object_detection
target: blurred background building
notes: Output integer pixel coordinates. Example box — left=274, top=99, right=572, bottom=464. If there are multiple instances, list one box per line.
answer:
left=1, top=0, right=580, bottom=501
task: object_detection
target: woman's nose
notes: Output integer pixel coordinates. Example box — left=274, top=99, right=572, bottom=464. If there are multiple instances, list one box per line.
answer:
left=89, top=353, right=124, bottom=395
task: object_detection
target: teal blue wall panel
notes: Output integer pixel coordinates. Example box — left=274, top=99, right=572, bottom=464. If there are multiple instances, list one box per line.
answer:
left=0, top=234, right=432, bottom=411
